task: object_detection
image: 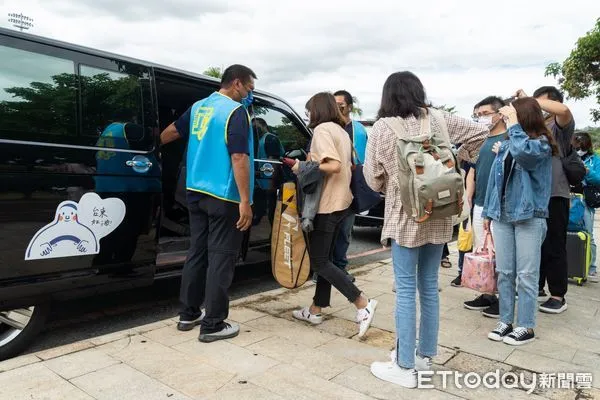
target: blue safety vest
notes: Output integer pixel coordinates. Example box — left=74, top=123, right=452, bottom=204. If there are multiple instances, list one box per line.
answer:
left=351, top=120, right=368, bottom=164
left=186, top=92, right=254, bottom=203
left=95, top=122, right=160, bottom=192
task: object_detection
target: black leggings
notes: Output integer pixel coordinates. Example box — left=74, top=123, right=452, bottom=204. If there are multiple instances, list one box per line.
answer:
left=308, top=209, right=362, bottom=307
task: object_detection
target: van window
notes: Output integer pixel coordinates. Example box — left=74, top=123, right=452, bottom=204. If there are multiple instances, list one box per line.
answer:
left=0, top=44, right=77, bottom=139
left=254, top=106, right=308, bottom=156
left=80, top=65, right=144, bottom=141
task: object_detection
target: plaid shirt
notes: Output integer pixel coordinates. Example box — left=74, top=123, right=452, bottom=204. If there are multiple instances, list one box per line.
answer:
left=364, top=110, right=487, bottom=248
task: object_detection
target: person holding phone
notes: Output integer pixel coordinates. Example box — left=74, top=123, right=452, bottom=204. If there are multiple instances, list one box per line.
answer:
left=290, top=92, right=377, bottom=339
left=482, top=98, right=555, bottom=346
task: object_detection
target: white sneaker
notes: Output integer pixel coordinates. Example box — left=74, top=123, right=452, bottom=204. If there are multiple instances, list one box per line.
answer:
left=389, top=349, right=433, bottom=372
left=370, top=361, right=417, bottom=388
left=589, top=271, right=599, bottom=283
left=292, top=307, right=323, bottom=325
left=415, top=353, right=433, bottom=372
left=357, top=299, right=378, bottom=338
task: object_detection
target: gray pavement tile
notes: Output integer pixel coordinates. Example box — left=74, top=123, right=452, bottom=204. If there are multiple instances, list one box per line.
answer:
left=251, top=364, right=374, bottom=400
left=106, top=335, right=235, bottom=398
left=70, top=363, right=190, bottom=400
left=0, top=353, right=41, bottom=372
left=0, top=362, right=94, bottom=400
left=44, top=348, right=121, bottom=380
left=247, top=336, right=357, bottom=380
left=172, top=335, right=280, bottom=379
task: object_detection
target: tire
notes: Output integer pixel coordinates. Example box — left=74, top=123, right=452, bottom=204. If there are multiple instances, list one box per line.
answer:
left=0, top=303, right=51, bottom=361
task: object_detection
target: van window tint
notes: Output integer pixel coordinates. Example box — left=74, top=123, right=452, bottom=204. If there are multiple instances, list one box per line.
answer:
left=80, top=65, right=144, bottom=141
left=0, top=45, right=77, bottom=139
left=254, top=106, right=308, bottom=156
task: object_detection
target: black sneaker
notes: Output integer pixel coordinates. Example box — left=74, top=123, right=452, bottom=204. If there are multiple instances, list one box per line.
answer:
left=538, top=289, right=548, bottom=301
left=503, top=327, right=535, bottom=345
left=482, top=301, right=500, bottom=318
left=451, top=275, right=462, bottom=287
left=177, top=307, right=204, bottom=331
left=464, top=294, right=496, bottom=310
left=488, top=321, right=513, bottom=341
left=539, top=298, right=567, bottom=314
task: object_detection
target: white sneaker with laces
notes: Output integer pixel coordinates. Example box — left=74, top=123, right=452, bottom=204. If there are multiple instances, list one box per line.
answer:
left=370, top=361, right=417, bottom=388
left=357, top=299, right=378, bottom=338
left=589, top=271, right=599, bottom=283
left=292, top=307, right=323, bottom=325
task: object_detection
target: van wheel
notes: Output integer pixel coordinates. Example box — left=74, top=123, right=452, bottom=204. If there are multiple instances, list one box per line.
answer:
left=0, top=303, right=50, bottom=361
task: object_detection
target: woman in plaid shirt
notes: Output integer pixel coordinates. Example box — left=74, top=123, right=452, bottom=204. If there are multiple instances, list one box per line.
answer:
left=365, top=72, right=487, bottom=388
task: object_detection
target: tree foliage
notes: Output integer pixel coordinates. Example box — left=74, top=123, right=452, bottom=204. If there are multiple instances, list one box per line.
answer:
left=351, top=96, right=363, bottom=118
left=434, top=104, right=457, bottom=114
left=546, top=18, right=600, bottom=122
left=203, top=66, right=223, bottom=79
left=0, top=72, right=143, bottom=138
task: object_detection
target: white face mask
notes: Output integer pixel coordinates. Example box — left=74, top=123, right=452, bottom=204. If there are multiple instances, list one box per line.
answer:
left=577, top=149, right=587, bottom=157
left=477, top=115, right=494, bottom=129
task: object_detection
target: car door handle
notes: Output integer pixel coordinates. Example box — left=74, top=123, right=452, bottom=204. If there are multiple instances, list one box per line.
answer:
left=126, top=160, right=153, bottom=168
left=259, top=164, right=274, bottom=174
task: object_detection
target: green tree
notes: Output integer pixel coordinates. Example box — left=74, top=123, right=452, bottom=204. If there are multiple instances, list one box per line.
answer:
left=203, top=66, right=223, bottom=79
left=351, top=96, right=363, bottom=118
left=434, top=104, right=457, bottom=114
left=0, top=72, right=143, bottom=138
left=545, top=18, right=600, bottom=122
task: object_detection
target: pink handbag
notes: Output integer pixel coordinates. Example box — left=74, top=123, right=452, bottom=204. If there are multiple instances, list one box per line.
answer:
left=462, top=232, right=497, bottom=293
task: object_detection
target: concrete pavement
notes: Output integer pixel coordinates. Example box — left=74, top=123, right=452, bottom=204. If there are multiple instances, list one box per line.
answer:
left=1, top=253, right=600, bottom=399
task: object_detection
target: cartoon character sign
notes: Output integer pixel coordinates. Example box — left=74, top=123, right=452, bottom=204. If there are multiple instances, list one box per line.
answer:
left=25, top=192, right=126, bottom=261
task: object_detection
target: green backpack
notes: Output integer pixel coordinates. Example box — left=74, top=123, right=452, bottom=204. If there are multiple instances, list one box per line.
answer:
left=383, top=109, right=464, bottom=223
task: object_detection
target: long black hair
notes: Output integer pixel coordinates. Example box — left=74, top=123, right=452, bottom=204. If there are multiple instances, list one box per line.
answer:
left=377, top=71, right=429, bottom=119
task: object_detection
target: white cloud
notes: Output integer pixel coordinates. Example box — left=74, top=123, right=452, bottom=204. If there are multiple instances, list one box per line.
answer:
left=2, top=0, right=599, bottom=126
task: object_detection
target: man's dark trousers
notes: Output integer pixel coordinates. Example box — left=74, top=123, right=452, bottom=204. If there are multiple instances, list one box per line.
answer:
left=179, top=192, right=243, bottom=333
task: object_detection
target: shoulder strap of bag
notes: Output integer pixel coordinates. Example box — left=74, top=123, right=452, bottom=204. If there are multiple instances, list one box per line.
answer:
left=427, top=108, right=452, bottom=144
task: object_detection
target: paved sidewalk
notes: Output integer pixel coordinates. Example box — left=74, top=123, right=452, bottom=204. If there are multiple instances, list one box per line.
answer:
left=1, top=253, right=600, bottom=399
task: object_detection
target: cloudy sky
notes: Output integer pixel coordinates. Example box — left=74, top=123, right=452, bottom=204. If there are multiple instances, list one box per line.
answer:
left=2, top=0, right=600, bottom=126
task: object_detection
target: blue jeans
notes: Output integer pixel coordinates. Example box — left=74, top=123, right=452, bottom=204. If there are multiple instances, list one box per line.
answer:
left=332, top=213, right=355, bottom=271
left=492, top=218, right=547, bottom=328
left=392, top=241, right=443, bottom=369
left=583, top=206, right=597, bottom=274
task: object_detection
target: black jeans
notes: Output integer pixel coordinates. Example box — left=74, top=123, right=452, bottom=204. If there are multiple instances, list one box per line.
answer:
left=539, top=197, right=569, bottom=298
left=309, top=209, right=362, bottom=307
left=179, top=193, right=243, bottom=333
left=441, top=243, right=450, bottom=259
left=332, top=213, right=356, bottom=271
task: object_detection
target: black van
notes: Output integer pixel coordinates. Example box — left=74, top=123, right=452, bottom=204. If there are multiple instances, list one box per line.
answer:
left=0, top=27, right=311, bottom=360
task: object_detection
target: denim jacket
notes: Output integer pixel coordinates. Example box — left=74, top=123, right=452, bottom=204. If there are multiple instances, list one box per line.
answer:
left=482, top=124, right=552, bottom=223
left=583, top=153, right=600, bottom=186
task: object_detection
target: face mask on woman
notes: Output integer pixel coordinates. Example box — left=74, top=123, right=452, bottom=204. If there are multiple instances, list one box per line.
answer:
left=577, top=149, right=587, bottom=157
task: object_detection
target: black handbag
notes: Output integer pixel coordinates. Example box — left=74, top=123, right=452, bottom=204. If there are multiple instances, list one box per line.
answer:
left=562, top=147, right=586, bottom=186
left=583, top=185, right=600, bottom=208
left=350, top=149, right=381, bottom=213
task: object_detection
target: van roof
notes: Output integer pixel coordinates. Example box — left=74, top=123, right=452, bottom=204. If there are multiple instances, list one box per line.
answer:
left=0, top=27, right=287, bottom=104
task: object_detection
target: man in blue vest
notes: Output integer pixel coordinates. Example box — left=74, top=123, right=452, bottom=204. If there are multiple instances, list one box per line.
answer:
left=330, top=90, right=368, bottom=282
left=160, top=64, right=257, bottom=342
